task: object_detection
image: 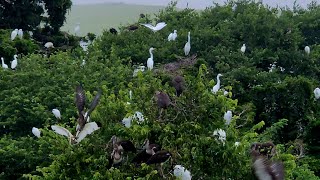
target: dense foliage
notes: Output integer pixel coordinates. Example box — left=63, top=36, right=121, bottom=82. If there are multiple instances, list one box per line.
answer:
left=0, top=0, right=319, bottom=179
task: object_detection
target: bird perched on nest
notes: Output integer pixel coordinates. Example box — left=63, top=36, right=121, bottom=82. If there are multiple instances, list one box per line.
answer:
left=250, top=142, right=284, bottom=180
left=132, top=139, right=161, bottom=165
left=171, top=75, right=185, bottom=97
left=154, top=91, right=172, bottom=119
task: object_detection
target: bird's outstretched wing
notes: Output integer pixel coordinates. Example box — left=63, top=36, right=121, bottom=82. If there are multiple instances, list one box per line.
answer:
left=155, top=22, right=167, bottom=30
left=140, top=23, right=156, bottom=30
left=75, top=84, right=86, bottom=113
left=76, top=122, right=100, bottom=143
left=51, top=125, right=73, bottom=138
left=86, top=89, right=102, bottom=118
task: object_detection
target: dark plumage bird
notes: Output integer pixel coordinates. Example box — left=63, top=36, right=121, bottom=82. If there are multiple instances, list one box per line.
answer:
left=146, top=147, right=172, bottom=178
left=155, top=91, right=171, bottom=119
left=127, top=25, right=139, bottom=31
left=132, top=139, right=160, bottom=164
left=109, top=28, right=118, bottom=35
left=172, top=75, right=185, bottom=97
left=75, top=83, right=102, bottom=132
left=140, top=13, right=145, bottom=18
left=251, top=143, right=284, bottom=180
left=111, top=135, right=136, bottom=153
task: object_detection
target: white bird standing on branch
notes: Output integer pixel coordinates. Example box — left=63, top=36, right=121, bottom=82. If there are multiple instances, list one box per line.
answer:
left=184, top=32, right=191, bottom=56
left=52, top=109, right=61, bottom=119
left=241, top=44, right=246, bottom=53
left=224, top=110, right=232, bottom=125
left=11, top=29, right=18, bottom=40
left=18, top=29, right=23, bottom=39
left=211, top=74, right=223, bottom=94
left=11, top=55, right=18, bottom=70
left=305, top=46, right=310, bottom=55
left=147, top=47, right=156, bottom=70
left=1, top=57, right=8, bottom=69
left=140, top=22, right=167, bottom=32
left=32, top=127, right=41, bottom=138
left=173, top=165, right=192, bottom=180
left=314, top=88, right=320, bottom=100
left=168, top=30, right=177, bottom=41
left=44, top=42, right=54, bottom=48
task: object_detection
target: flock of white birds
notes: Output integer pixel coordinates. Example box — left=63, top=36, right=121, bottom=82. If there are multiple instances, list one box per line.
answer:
left=5, top=19, right=318, bottom=180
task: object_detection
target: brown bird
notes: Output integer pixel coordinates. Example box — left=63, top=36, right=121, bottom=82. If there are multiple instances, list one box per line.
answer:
left=132, top=139, right=161, bottom=164
left=110, top=135, right=136, bottom=153
left=75, top=83, right=102, bottom=133
left=251, top=143, right=285, bottom=180
left=108, top=144, right=123, bottom=168
left=155, top=91, right=171, bottom=119
left=146, top=147, right=172, bottom=178
left=171, top=75, right=185, bottom=97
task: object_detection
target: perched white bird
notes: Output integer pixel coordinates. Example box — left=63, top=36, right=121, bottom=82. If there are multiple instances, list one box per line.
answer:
left=74, top=23, right=80, bottom=36
left=32, top=127, right=41, bottom=138
left=184, top=32, right=191, bottom=56
left=314, top=88, right=320, bottom=100
left=147, top=47, right=155, bottom=70
left=223, top=90, right=228, bottom=96
left=81, top=59, right=86, bottom=66
left=224, top=110, right=232, bottom=125
left=133, top=66, right=146, bottom=77
left=168, top=30, right=177, bottom=41
left=122, top=111, right=145, bottom=128
left=241, top=44, right=246, bottom=53
left=44, top=42, right=54, bottom=48
left=1, top=57, right=8, bottom=69
left=11, top=55, right=18, bottom=69
left=52, top=109, right=61, bottom=119
left=129, top=90, right=132, bottom=100
left=18, top=29, right=23, bottom=39
left=122, top=117, right=133, bottom=128
left=51, top=122, right=99, bottom=144
left=234, top=141, right=240, bottom=147
left=213, top=129, right=226, bottom=143
left=173, top=165, right=192, bottom=180
left=305, top=46, right=310, bottom=55
left=140, top=22, right=167, bottom=32
left=211, top=74, right=223, bottom=94
left=28, top=31, right=33, bottom=37
left=80, top=40, right=90, bottom=51
left=11, top=29, right=18, bottom=40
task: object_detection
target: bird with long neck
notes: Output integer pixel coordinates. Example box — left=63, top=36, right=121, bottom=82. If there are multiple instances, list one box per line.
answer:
left=147, top=47, right=155, bottom=70
left=1, top=57, right=8, bottom=69
left=211, top=74, right=223, bottom=94
left=184, top=32, right=191, bottom=56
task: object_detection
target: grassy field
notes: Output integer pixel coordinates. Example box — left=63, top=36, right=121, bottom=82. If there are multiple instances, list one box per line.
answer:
left=61, top=3, right=164, bottom=36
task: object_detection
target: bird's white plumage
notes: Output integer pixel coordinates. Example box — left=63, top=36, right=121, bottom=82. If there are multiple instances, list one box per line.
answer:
left=314, top=88, right=320, bottom=99
left=11, top=29, right=18, bottom=41
left=129, top=90, right=132, bottom=100
left=168, top=30, right=177, bottom=41
left=223, top=90, right=228, bottom=96
left=32, top=127, right=41, bottom=138
left=122, top=117, right=132, bottom=128
left=1, top=57, right=8, bottom=69
left=80, top=40, right=90, bottom=51
left=241, top=44, right=246, bottom=53
left=11, top=55, right=18, bottom=69
left=174, top=165, right=192, bottom=180
left=140, top=22, right=167, bottom=32
left=147, top=47, right=155, bottom=70
left=213, top=129, right=226, bottom=143
left=133, top=66, right=145, bottom=77
left=184, top=32, right=191, bottom=56
left=51, top=125, right=73, bottom=138
left=52, top=109, right=61, bottom=119
left=122, top=111, right=145, bottom=128
left=234, top=141, right=240, bottom=147
left=211, top=74, right=223, bottom=94
left=305, top=46, right=310, bottom=54
left=18, top=29, right=23, bottom=39
left=224, top=110, right=232, bottom=125
left=44, top=42, right=54, bottom=48
left=76, top=122, right=100, bottom=143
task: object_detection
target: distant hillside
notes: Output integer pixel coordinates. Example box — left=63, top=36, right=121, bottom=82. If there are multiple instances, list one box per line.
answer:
left=61, top=3, right=164, bottom=36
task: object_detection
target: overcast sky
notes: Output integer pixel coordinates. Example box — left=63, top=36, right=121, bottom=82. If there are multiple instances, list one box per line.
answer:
left=72, top=0, right=317, bottom=9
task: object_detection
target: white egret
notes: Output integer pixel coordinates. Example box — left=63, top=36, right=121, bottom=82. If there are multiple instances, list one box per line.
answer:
left=211, top=74, right=223, bottom=94
left=11, top=55, right=18, bottom=69
left=1, top=57, right=8, bottom=69
left=81, top=59, right=86, bottom=66
left=11, top=29, right=18, bottom=40
left=133, top=65, right=146, bottom=77
left=147, top=47, right=155, bottom=70
left=122, top=111, right=145, bottom=128
left=52, top=108, right=61, bottom=119
left=80, top=40, right=90, bottom=51
left=44, top=42, right=54, bottom=48
left=305, top=46, right=310, bottom=55
left=241, top=44, right=246, bottom=53
left=223, top=90, right=228, bottom=96
left=51, top=122, right=100, bottom=144
left=184, top=32, right=191, bottom=56
left=224, top=110, right=232, bottom=125
left=140, top=22, right=167, bottom=32
left=168, top=30, right=177, bottom=41
left=213, top=129, right=226, bottom=144
left=74, top=22, right=80, bottom=36
left=32, top=127, right=41, bottom=138
left=314, top=88, right=320, bottom=100
left=173, top=165, right=192, bottom=180
left=129, top=90, right=132, bottom=100
left=18, top=29, right=23, bottom=39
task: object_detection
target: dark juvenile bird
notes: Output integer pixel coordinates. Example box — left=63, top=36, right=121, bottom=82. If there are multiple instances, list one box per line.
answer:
left=127, top=25, right=139, bottom=31
left=75, top=83, right=102, bottom=133
left=108, top=144, right=123, bottom=169
left=109, top=28, right=117, bottom=35
left=140, top=13, right=146, bottom=18
left=171, top=75, right=185, bottom=97
left=146, top=147, right=172, bottom=178
left=111, top=135, right=136, bottom=153
left=155, top=91, right=172, bottom=119
left=132, top=139, right=160, bottom=164
left=251, top=143, right=285, bottom=180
